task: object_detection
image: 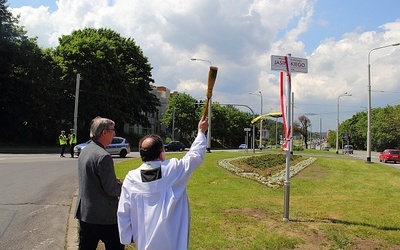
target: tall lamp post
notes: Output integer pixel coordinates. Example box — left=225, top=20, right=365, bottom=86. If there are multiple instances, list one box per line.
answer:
left=336, top=92, right=352, bottom=154
left=270, top=108, right=280, bottom=147
left=305, top=112, right=323, bottom=150
left=367, top=42, right=400, bottom=162
left=249, top=91, right=263, bottom=149
left=191, top=58, right=213, bottom=153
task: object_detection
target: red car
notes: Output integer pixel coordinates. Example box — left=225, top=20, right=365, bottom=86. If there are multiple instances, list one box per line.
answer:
left=379, top=149, right=400, bottom=163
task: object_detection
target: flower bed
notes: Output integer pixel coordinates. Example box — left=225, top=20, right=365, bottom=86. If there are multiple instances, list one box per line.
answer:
left=218, top=156, right=317, bottom=188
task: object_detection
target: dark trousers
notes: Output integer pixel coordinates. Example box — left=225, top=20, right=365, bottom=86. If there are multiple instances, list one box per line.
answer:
left=61, top=145, right=66, bottom=156
left=70, top=143, right=76, bottom=157
left=78, top=221, right=124, bottom=250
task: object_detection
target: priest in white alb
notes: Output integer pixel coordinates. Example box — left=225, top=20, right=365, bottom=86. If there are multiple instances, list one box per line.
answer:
left=118, top=115, right=209, bottom=250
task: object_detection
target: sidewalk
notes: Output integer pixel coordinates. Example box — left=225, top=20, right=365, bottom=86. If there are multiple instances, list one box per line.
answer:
left=66, top=189, right=79, bottom=250
left=66, top=190, right=107, bottom=250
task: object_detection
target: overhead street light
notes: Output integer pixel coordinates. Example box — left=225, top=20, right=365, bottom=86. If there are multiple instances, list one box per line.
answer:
left=191, top=58, right=213, bottom=153
left=249, top=91, right=263, bottom=149
left=336, top=92, right=352, bottom=154
left=191, top=58, right=212, bottom=66
left=367, top=42, right=400, bottom=162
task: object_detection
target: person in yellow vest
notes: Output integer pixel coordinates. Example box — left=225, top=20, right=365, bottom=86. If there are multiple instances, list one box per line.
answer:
left=68, top=128, right=77, bottom=158
left=59, top=130, right=67, bottom=157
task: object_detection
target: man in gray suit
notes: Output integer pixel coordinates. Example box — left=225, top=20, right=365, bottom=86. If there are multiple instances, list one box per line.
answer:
left=74, top=116, right=124, bottom=250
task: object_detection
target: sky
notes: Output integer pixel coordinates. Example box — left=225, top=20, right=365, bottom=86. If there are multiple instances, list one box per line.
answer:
left=7, top=0, right=400, bottom=133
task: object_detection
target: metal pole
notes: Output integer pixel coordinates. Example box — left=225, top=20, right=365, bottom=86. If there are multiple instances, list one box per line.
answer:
left=172, top=106, right=175, bottom=141
left=367, top=42, right=400, bottom=163
left=336, top=95, right=340, bottom=154
left=283, top=54, right=292, bottom=221
left=283, top=97, right=291, bottom=220
left=319, top=117, right=322, bottom=150
left=245, top=131, right=248, bottom=153
left=249, top=92, right=263, bottom=150
left=336, top=93, right=351, bottom=154
left=259, top=91, right=263, bottom=149
left=252, top=123, right=256, bottom=153
left=290, top=92, right=294, bottom=154
left=73, top=74, right=80, bottom=139
left=367, top=58, right=372, bottom=162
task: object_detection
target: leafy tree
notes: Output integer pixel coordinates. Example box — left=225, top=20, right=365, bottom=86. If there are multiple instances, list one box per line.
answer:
left=161, top=93, right=198, bottom=140
left=161, top=94, right=255, bottom=148
left=264, top=118, right=282, bottom=146
left=369, top=106, right=400, bottom=151
left=53, top=28, right=159, bottom=141
left=0, top=0, right=62, bottom=144
left=294, top=115, right=311, bottom=148
left=211, top=104, right=254, bottom=147
left=336, top=105, right=400, bottom=152
left=0, top=0, right=21, bottom=80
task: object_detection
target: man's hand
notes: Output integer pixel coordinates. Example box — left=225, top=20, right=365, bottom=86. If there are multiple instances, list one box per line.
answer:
left=198, top=116, right=209, bottom=134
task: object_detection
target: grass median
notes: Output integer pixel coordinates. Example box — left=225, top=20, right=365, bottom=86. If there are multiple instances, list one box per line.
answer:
left=115, top=150, right=400, bottom=249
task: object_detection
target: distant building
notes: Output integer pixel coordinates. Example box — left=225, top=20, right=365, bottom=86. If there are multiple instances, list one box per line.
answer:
left=124, top=86, right=172, bottom=136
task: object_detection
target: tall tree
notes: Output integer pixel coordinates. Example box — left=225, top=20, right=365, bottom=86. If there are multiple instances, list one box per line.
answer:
left=211, top=104, right=254, bottom=147
left=295, top=115, right=311, bottom=148
left=53, top=28, right=159, bottom=141
left=0, top=0, right=62, bottom=144
left=161, top=93, right=198, bottom=139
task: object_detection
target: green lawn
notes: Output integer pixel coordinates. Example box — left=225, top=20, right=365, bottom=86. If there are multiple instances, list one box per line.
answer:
left=115, top=151, right=400, bottom=249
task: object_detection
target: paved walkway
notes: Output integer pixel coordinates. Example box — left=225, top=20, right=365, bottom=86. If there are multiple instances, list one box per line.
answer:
left=66, top=190, right=78, bottom=250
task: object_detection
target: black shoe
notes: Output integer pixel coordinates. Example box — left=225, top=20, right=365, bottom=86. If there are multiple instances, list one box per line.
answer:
left=61, top=155, right=65, bottom=157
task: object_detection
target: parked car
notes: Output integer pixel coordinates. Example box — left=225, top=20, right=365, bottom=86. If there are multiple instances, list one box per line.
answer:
left=343, top=145, right=353, bottom=154
left=238, top=144, right=247, bottom=149
left=164, top=141, right=185, bottom=152
left=74, top=136, right=131, bottom=158
left=379, top=149, right=400, bottom=163
left=322, top=146, right=329, bottom=151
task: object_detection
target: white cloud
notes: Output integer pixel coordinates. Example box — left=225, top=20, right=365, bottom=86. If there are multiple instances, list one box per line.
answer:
left=10, top=0, right=400, bottom=131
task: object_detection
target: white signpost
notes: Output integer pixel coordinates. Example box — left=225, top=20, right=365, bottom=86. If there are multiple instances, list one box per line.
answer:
left=271, top=54, right=308, bottom=222
left=271, top=55, right=308, bottom=73
left=244, top=128, right=251, bottom=152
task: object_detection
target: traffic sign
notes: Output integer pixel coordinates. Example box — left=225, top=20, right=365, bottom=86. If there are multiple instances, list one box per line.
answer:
left=271, top=55, right=308, bottom=73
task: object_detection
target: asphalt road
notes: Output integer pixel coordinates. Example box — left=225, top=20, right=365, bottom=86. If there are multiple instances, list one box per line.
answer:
left=0, top=152, right=138, bottom=250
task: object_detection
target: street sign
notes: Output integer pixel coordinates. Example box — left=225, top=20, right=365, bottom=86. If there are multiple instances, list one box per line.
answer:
left=244, top=128, right=251, bottom=131
left=271, top=55, right=308, bottom=73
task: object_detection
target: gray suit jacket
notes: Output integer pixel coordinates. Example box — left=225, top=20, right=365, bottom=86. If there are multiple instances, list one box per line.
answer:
left=74, top=140, right=122, bottom=225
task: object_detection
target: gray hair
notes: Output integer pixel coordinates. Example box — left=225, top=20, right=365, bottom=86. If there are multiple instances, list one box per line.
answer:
left=90, top=116, right=115, bottom=140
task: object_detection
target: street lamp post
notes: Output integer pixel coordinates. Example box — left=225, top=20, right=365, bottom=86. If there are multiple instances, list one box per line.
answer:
left=249, top=91, right=263, bottom=149
left=270, top=108, right=280, bottom=148
left=172, top=106, right=175, bottom=141
left=191, top=58, right=213, bottom=153
left=305, top=112, right=323, bottom=150
left=367, top=42, right=400, bottom=162
left=336, top=92, right=352, bottom=154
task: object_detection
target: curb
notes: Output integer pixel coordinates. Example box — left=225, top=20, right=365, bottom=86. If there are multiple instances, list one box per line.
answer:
left=66, top=189, right=79, bottom=250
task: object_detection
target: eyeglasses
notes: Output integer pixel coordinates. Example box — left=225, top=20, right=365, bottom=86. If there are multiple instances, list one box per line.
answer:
left=106, top=128, right=115, bottom=132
